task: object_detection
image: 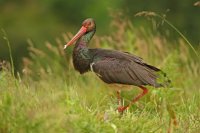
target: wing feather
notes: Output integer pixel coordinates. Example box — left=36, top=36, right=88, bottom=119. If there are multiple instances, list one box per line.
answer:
left=89, top=48, right=162, bottom=87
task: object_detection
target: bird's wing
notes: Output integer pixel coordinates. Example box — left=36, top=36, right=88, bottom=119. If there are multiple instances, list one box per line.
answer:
left=89, top=48, right=161, bottom=87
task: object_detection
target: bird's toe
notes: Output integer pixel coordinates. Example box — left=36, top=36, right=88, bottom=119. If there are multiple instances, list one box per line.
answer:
left=117, top=106, right=128, bottom=113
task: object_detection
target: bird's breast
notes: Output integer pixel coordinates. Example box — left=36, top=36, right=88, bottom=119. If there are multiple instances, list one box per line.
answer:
left=72, top=49, right=91, bottom=74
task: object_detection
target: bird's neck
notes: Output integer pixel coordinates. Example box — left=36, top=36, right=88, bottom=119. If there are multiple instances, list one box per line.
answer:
left=72, top=29, right=96, bottom=74
left=74, top=29, right=96, bottom=50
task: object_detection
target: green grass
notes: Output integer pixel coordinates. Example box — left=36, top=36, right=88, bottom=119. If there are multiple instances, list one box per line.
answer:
left=0, top=18, right=200, bottom=133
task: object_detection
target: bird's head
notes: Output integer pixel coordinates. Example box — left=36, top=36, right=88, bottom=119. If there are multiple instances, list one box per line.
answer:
left=64, top=18, right=96, bottom=49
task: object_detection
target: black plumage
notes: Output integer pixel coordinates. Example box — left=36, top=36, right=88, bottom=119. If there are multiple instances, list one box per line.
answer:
left=64, top=18, right=170, bottom=113
left=89, top=48, right=163, bottom=87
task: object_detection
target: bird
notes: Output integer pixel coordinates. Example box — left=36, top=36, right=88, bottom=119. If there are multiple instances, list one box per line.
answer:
left=64, top=18, right=170, bottom=113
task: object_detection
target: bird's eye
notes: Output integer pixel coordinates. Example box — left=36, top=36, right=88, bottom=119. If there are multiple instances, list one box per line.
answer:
left=82, top=20, right=92, bottom=28
left=87, top=22, right=91, bottom=26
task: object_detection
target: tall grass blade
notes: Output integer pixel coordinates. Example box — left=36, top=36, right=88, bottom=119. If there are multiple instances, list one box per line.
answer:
left=1, top=29, right=18, bottom=89
left=135, top=11, right=199, bottom=59
left=1, top=29, right=15, bottom=77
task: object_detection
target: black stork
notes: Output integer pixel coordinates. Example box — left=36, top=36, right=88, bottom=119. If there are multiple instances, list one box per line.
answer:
left=64, top=18, right=170, bottom=113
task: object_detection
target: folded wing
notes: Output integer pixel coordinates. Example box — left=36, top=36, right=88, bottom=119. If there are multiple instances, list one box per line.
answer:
left=90, top=49, right=162, bottom=87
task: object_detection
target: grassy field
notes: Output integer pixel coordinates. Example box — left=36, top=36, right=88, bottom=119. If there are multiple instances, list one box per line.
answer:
left=0, top=17, right=200, bottom=133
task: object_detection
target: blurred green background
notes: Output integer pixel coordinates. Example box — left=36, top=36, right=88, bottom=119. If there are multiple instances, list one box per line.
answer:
left=0, top=1, right=200, bottom=132
left=0, top=0, right=199, bottom=72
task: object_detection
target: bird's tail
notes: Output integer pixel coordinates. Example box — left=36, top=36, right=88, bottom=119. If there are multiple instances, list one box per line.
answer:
left=143, top=63, right=172, bottom=88
left=156, top=70, right=172, bottom=88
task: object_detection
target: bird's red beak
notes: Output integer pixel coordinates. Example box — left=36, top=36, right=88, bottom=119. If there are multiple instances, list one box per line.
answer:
left=64, top=26, right=87, bottom=49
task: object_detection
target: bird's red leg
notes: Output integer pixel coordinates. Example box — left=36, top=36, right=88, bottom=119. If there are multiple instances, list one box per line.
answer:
left=117, top=90, right=121, bottom=106
left=117, top=90, right=127, bottom=113
left=117, top=86, right=148, bottom=113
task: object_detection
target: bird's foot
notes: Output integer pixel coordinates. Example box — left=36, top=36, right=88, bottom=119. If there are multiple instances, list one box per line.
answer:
left=117, top=106, right=128, bottom=113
